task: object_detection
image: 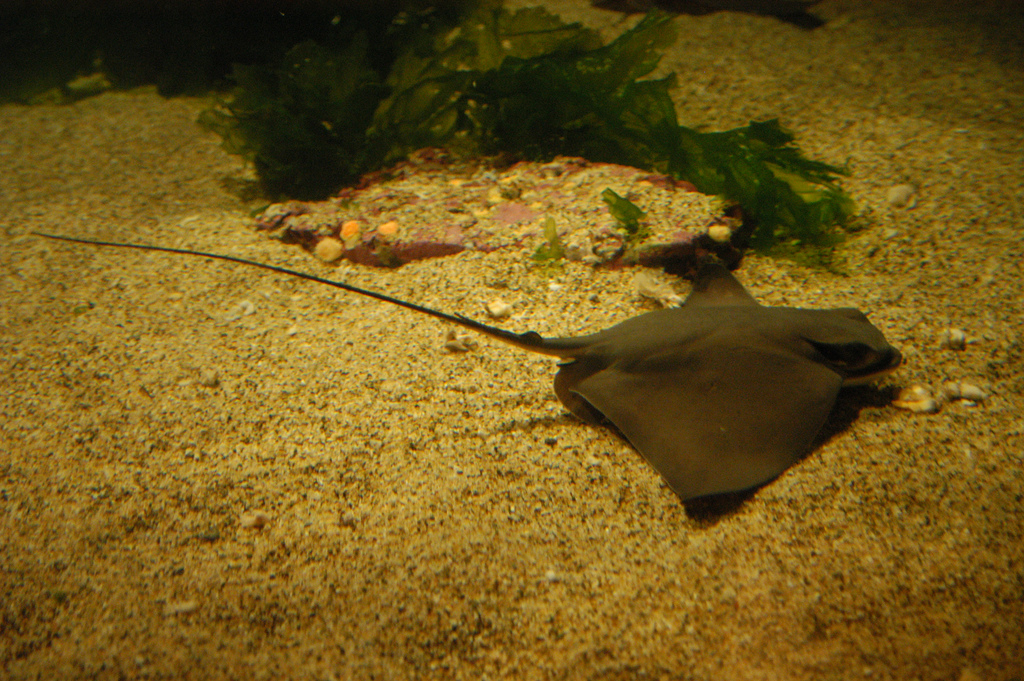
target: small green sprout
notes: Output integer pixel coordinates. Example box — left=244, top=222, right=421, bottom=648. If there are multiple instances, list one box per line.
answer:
left=532, top=216, right=564, bottom=266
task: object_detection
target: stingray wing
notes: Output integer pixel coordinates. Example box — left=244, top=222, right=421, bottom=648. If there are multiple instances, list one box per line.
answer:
left=570, top=339, right=843, bottom=500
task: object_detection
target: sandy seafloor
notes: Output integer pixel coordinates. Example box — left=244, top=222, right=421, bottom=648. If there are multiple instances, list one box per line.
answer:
left=2, top=0, right=1023, bottom=679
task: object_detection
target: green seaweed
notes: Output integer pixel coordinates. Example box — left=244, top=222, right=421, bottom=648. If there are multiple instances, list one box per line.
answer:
left=368, top=4, right=603, bottom=163
left=200, top=35, right=389, bottom=199
left=601, top=188, right=649, bottom=243
left=532, top=217, right=565, bottom=266
left=202, top=2, right=855, bottom=253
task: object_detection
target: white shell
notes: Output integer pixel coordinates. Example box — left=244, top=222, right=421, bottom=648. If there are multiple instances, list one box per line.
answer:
left=942, top=381, right=987, bottom=403
left=893, top=384, right=939, bottom=413
left=634, top=271, right=683, bottom=308
left=485, top=298, right=513, bottom=319
left=443, top=329, right=478, bottom=353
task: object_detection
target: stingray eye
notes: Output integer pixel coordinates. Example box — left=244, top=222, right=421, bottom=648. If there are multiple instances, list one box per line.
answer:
left=809, top=340, right=874, bottom=370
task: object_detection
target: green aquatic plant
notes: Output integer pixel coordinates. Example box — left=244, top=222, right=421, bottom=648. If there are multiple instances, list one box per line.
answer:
left=202, top=1, right=855, bottom=252
left=532, top=217, right=565, bottom=266
left=199, top=36, right=388, bottom=199
left=369, top=4, right=604, bottom=164
left=601, top=188, right=649, bottom=244
left=674, top=120, right=855, bottom=252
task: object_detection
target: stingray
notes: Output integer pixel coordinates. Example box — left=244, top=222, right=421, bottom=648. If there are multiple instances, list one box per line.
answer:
left=592, top=0, right=825, bottom=29
left=33, top=232, right=901, bottom=501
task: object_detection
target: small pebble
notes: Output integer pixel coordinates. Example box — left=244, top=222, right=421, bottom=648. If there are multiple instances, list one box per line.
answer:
left=314, top=237, right=344, bottom=262
left=942, top=381, right=987, bottom=403
left=340, top=220, right=361, bottom=248
left=443, top=329, right=478, bottom=353
left=197, top=368, right=219, bottom=388
left=938, top=327, right=967, bottom=350
left=563, top=233, right=593, bottom=262
left=485, top=298, right=513, bottom=319
left=240, top=511, right=271, bottom=529
left=707, top=223, right=732, bottom=243
left=893, top=384, right=939, bottom=414
left=886, top=183, right=917, bottom=208
left=163, top=600, right=198, bottom=616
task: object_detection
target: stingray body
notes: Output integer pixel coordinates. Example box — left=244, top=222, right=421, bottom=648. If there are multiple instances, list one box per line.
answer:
left=593, top=0, right=824, bottom=27
left=34, top=232, right=901, bottom=501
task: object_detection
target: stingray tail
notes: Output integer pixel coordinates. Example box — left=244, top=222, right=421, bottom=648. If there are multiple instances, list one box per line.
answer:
left=452, top=314, right=592, bottom=358
left=32, top=231, right=590, bottom=358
